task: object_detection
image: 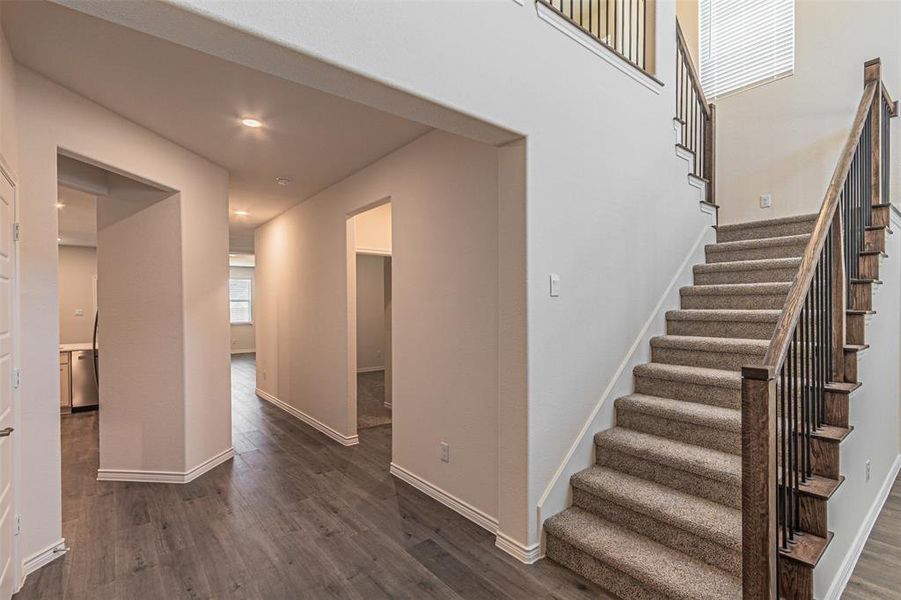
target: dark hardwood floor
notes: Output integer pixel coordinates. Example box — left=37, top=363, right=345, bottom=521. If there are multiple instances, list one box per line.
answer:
left=14, top=353, right=608, bottom=600
left=841, top=472, right=901, bottom=599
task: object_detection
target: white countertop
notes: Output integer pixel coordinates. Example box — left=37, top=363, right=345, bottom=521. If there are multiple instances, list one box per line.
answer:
left=60, top=343, right=96, bottom=352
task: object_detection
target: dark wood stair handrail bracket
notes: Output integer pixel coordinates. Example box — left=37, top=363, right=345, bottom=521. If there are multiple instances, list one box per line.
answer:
left=741, top=59, right=897, bottom=599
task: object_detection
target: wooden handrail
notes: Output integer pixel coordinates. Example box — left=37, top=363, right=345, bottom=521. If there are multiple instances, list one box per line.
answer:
left=754, top=80, right=878, bottom=375
left=676, top=21, right=711, bottom=118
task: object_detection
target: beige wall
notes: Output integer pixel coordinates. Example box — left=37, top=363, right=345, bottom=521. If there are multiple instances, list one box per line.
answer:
left=676, top=0, right=699, bottom=65
left=57, top=245, right=96, bottom=345
left=255, top=130, right=500, bottom=519
left=354, top=202, right=391, bottom=255
left=15, top=66, right=231, bottom=562
left=229, top=266, right=255, bottom=353
left=715, top=0, right=901, bottom=225
left=355, top=254, right=385, bottom=371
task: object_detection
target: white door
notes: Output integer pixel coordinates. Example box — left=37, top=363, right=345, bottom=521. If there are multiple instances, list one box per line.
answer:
left=0, top=171, right=16, bottom=600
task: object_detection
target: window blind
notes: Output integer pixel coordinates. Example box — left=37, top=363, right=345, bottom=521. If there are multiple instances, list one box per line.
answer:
left=699, top=0, right=794, bottom=98
left=229, top=278, right=252, bottom=324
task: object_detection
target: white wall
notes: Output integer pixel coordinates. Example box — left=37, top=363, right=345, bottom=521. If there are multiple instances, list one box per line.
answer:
left=256, top=130, right=501, bottom=519
left=14, top=66, right=231, bottom=565
left=229, top=266, right=255, bottom=354
left=818, top=208, right=901, bottom=598
left=714, top=0, right=901, bottom=225
left=355, top=254, right=385, bottom=371
left=56, top=245, right=96, bottom=345
left=354, top=202, right=391, bottom=255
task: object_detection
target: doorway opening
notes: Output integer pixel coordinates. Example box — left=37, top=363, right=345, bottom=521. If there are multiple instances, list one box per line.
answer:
left=349, top=201, right=392, bottom=434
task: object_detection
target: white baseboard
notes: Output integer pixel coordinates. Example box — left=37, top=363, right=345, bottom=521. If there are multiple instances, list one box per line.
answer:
left=256, top=388, right=359, bottom=446
left=357, top=366, right=385, bottom=373
left=22, top=538, right=66, bottom=579
left=389, top=462, right=498, bottom=534
left=495, top=531, right=541, bottom=564
left=97, top=448, right=235, bottom=483
left=230, top=348, right=255, bottom=355
left=823, top=453, right=901, bottom=600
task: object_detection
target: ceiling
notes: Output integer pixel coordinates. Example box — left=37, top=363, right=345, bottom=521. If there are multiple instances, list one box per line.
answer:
left=57, top=185, right=97, bottom=247
left=3, top=1, right=432, bottom=252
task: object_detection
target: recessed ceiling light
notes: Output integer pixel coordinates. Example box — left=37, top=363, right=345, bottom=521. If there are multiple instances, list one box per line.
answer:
left=56, top=202, right=65, bottom=209
left=240, top=117, right=263, bottom=128
left=233, top=210, right=250, bottom=217
left=275, top=177, right=293, bottom=186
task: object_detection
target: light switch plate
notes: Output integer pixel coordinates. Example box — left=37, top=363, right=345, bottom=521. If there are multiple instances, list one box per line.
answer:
left=549, top=274, right=560, bottom=298
left=760, top=193, right=773, bottom=209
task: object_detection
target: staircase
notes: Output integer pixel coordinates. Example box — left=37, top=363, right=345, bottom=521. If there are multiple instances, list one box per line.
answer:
left=544, top=214, right=820, bottom=599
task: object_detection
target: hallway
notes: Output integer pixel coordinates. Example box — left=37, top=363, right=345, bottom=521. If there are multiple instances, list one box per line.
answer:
left=14, top=355, right=607, bottom=600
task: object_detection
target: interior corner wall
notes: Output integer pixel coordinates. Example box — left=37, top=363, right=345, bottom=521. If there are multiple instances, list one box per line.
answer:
left=14, top=65, right=230, bottom=563
left=229, top=266, right=255, bottom=353
left=255, top=130, right=500, bottom=521
left=97, top=193, right=186, bottom=473
left=714, top=0, right=901, bottom=225
left=57, top=245, right=97, bottom=345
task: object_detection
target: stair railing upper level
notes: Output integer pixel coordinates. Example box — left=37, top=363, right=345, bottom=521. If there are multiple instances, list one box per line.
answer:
left=675, top=21, right=715, bottom=205
left=741, top=58, right=898, bottom=600
left=537, top=0, right=653, bottom=74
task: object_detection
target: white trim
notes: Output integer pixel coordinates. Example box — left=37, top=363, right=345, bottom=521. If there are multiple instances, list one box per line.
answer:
left=256, top=388, right=359, bottom=446
left=230, top=348, right=256, bottom=355
left=535, top=221, right=715, bottom=544
left=389, top=462, right=498, bottom=533
left=357, top=366, right=385, bottom=373
left=535, top=2, right=662, bottom=94
left=495, top=531, right=541, bottom=564
left=356, top=247, right=391, bottom=257
left=97, top=447, right=235, bottom=483
left=22, top=538, right=66, bottom=577
left=824, top=454, right=901, bottom=600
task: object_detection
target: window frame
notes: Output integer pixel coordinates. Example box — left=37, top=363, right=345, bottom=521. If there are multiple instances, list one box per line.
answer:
left=229, top=277, right=253, bottom=326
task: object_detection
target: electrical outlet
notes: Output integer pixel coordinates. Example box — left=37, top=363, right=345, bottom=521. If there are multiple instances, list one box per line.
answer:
left=866, top=459, right=871, bottom=482
left=440, top=442, right=450, bottom=463
left=760, top=193, right=773, bottom=209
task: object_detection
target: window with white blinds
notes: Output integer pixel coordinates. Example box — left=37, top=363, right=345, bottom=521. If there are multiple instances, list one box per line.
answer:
left=699, top=0, right=794, bottom=98
left=229, top=278, right=253, bottom=324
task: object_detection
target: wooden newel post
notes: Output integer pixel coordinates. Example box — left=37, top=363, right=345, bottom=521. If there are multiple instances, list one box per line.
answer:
left=865, top=58, right=882, bottom=208
left=741, top=365, right=778, bottom=600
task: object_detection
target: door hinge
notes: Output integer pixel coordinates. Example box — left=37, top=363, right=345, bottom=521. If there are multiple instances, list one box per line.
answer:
left=13, top=368, right=21, bottom=389
left=14, top=514, right=20, bottom=536
left=13, top=222, right=20, bottom=242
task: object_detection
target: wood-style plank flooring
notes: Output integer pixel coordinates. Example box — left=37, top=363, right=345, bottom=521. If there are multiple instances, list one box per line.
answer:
left=841, top=472, right=901, bottom=599
left=14, top=354, right=608, bottom=600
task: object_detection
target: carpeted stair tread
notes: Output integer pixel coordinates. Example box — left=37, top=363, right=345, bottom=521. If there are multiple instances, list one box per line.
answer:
left=571, top=466, right=741, bottom=549
left=681, top=282, right=793, bottom=296
left=667, top=309, right=782, bottom=323
left=706, top=233, right=811, bottom=253
left=694, top=257, right=802, bottom=275
left=651, top=334, right=769, bottom=354
left=594, top=428, right=740, bottom=485
left=715, top=214, right=818, bottom=243
left=616, top=393, right=740, bottom=432
left=633, top=362, right=741, bottom=389
left=545, top=508, right=741, bottom=600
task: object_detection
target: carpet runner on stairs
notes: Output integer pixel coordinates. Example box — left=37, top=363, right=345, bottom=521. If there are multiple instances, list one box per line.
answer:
left=544, top=213, right=820, bottom=600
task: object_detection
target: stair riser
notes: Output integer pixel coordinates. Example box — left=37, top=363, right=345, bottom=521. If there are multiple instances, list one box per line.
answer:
left=824, top=391, right=850, bottom=428
left=846, top=313, right=866, bottom=346
left=872, top=205, right=890, bottom=227
left=595, top=447, right=740, bottom=509
left=651, top=347, right=764, bottom=371
left=799, top=495, right=828, bottom=538
left=571, top=488, right=741, bottom=577
left=850, top=281, right=873, bottom=311
left=865, top=228, right=886, bottom=253
left=706, top=243, right=807, bottom=264
left=694, top=267, right=799, bottom=285
left=859, top=253, right=881, bottom=279
left=780, top=559, right=814, bottom=599
left=633, top=375, right=739, bottom=410
left=811, top=438, right=840, bottom=480
left=545, top=536, right=671, bottom=600
left=666, top=318, right=776, bottom=340
left=616, top=408, right=739, bottom=455
left=681, top=293, right=788, bottom=310
left=716, top=221, right=816, bottom=243
left=845, top=349, right=859, bottom=384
